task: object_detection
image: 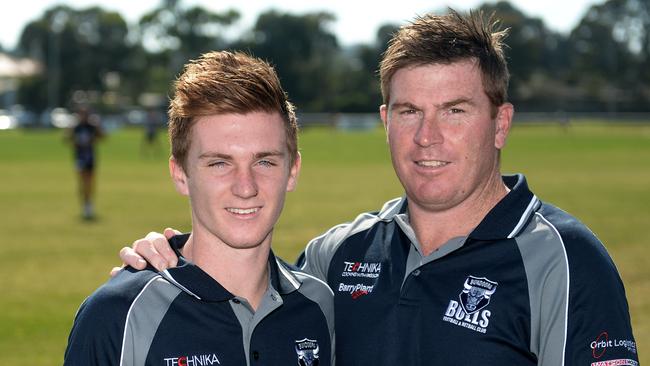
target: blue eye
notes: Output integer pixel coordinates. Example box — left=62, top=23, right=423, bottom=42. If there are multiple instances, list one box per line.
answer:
left=258, top=160, right=276, bottom=167
left=392, top=108, right=422, bottom=121
left=208, top=161, right=226, bottom=168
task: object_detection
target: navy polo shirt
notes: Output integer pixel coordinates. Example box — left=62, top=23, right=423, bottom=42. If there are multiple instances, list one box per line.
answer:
left=298, top=174, right=638, bottom=365
left=64, top=239, right=334, bottom=366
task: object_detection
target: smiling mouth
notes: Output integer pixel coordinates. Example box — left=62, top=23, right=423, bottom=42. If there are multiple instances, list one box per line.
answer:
left=416, top=160, right=449, bottom=167
left=226, top=207, right=260, bottom=215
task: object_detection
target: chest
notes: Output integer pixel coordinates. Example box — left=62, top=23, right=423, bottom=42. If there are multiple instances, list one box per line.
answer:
left=128, top=295, right=330, bottom=366
left=328, top=228, right=537, bottom=365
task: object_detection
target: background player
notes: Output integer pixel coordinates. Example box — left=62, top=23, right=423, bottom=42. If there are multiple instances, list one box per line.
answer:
left=66, top=107, right=103, bottom=219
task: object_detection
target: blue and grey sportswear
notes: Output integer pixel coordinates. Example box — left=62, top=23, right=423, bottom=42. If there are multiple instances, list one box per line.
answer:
left=64, top=237, right=334, bottom=366
left=298, top=174, right=638, bottom=366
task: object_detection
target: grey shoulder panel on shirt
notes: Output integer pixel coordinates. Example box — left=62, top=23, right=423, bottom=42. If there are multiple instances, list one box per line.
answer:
left=300, top=208, right=390, bottom=281
left=292, top=269, right=336, bottom=364
left=293, top=270, right=335, bottom=331
left=121, top=276, right=182, bottom=366
left=515, top=212, right=570, bottom=366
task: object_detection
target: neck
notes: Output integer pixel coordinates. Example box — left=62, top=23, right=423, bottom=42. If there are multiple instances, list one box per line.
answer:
left=409, top=173, right=509, bottom=256
left=182, top=231, right=271, bottom=310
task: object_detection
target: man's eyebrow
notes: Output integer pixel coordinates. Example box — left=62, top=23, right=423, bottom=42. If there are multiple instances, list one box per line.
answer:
left=254, top=150, right=285, bottom=159
left=198, top=152, right=231, bottom=160
left=438, top=97, right=475, bottom=109
left=198, top=151, right=286, bottom=160
left=389, top=101, right=419, bottom=110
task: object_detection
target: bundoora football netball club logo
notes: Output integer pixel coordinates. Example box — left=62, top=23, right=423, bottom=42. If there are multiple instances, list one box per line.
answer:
left=442, top=275, right=498, bottom=334
left=460, top=276, right=498, bottom=314
left=295, top=338, right=320, bottom=366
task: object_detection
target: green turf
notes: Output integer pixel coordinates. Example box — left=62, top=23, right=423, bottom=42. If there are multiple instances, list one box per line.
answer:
left=0, top=122, right=648, bottom=364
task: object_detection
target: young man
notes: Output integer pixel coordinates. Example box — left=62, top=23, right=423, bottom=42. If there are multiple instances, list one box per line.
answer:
left=65, top=51, right=334, bottom=366
left=119, top=10, right=638, bottom=366
left=67, top=107, right=103, bottom=219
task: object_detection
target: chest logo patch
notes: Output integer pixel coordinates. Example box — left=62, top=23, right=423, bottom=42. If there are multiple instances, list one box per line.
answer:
left=442, top=276, right=498, bottom=334
left=295, top=338, right=320, bottom=366
left=336, top=261, right=382, bottom=299
left=163, top=353, right=221, bottom=365
left=341, top=261, right=381, bottom=278
left=460, top=276, right=498, bottom=314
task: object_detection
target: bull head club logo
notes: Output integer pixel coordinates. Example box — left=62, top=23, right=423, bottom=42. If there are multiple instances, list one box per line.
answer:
left=459, top=276, right=498, bottom=314
left=295, top=338, right=320, bottom=366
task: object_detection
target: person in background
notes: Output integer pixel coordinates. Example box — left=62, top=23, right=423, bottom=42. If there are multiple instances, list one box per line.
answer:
left=141, top=107, right=162, bottom=157
left=66, top=107, right=103, bottom=219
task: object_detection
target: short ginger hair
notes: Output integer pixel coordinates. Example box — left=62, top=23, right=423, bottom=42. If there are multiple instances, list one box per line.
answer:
left=168, top=51, right=298, bottom=171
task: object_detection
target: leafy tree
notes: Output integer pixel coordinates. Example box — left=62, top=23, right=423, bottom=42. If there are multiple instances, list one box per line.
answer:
left=567, top=0, right=650, bottom=110
left=477, top=2, right=571, bottom=110
left=332, top=23, right=399, bottom=111
left=16, top=5, right=133, bottom=112
left=137, top=0, right=240, bottom=79
left=11, top=0, right=650, bottom=114
left=234, top=10, right=340, bottom=111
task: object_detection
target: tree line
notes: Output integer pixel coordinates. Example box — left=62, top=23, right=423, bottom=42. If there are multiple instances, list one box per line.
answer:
left=8, top=0, right=650, bottom=114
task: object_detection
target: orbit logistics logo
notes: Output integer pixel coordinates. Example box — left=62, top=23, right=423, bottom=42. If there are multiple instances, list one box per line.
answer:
left=590, top=331, right=637, bottom=366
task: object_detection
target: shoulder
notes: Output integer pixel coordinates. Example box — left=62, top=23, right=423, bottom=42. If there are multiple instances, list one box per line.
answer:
left=294, top=268, right=335, bottom=300
left=279, top=258, right=334, bottom=300
left=534, top=203, right=614, bottom=264
left=278, top=258, right=334, bottom=316
left=517, top=202, right=637, bottom=366
left=297, top=197, right=401, bottom=279
left=71, top=268, right=171, bottom=329
left=278, top=258, right=335, bottom=335
left=64, top=268, right=162, bottom=364
left=306, top=197, right=401, bottom=255
left=527, top=202, right=625, bottom=291
left=74, top=268, right=161, bottom=325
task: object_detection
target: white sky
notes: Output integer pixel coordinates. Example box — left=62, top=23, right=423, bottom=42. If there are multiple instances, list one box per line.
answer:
left=0, top=0, right=605, bottom=50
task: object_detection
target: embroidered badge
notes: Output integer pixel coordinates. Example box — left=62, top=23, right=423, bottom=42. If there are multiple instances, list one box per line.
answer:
left=295, top=338, right=320, bottom=366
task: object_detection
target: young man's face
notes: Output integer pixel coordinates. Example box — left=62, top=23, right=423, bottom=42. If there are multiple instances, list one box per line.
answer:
left=380, top=59, right=512, bottom=214
left=170, top=112, right=300, bottom=250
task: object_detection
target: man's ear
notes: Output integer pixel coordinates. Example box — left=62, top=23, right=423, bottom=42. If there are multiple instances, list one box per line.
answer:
left=380, top=104, right=389, bottom=142
left=494, top=103, right=514, bottom=149
left=169, top=157, right=189, bottom=196
left=286, top=152, right=302, bottom=192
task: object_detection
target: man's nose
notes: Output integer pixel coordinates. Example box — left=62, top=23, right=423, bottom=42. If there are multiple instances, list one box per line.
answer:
left=232, top=167, right=258, bottom=198
left=414, top=115, right=444, bottom=147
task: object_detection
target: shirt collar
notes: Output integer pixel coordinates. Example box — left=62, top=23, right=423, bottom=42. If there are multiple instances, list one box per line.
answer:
left=469, top=174, right=540, bottom=240
left=162, top=234, right=301, bottom=301
left=378, top=174, right=539, bottom=242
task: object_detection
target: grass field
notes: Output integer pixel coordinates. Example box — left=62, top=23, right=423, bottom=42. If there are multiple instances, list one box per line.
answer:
left=0, top=121, right=648, bottom=364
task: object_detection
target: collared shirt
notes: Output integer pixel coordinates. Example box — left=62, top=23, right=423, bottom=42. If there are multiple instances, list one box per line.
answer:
left=64, top=241, right=334, bottom=366
left=298, top=174, right=638, bottom=366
